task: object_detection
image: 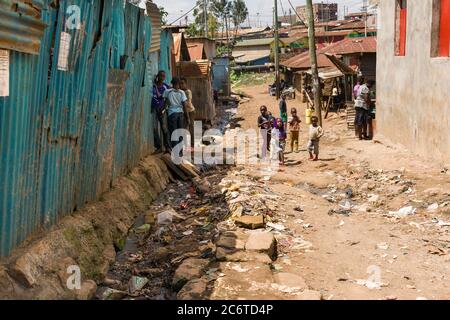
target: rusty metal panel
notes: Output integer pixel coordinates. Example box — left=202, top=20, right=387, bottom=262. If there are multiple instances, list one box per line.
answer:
left=147, top=1, right=161, bottom=53
left=0, top=0, right=171, bottom=258
left=0, top=0, right=48, bottom=54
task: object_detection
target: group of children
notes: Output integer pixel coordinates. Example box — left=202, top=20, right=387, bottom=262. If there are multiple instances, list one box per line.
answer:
left=258, top=96, right=324, bottom=166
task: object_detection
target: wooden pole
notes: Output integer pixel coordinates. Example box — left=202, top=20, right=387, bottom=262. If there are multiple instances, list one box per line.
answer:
left=274, top=0, right=281, bottom=99
left=306, top=0, right=323, bottom=126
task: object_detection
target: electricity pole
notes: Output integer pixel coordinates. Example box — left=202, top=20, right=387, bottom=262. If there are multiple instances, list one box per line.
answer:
left=274, top=0, right=281, bottom=99
left=204, top=0, right=208, bottom=38
left=363, top=0, right=368, bottom=37
left=306, top=0, right=323, bottom=126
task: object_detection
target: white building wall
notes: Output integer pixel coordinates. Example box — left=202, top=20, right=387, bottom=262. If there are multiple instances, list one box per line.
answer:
left=377, top=0, right=450, bottom=163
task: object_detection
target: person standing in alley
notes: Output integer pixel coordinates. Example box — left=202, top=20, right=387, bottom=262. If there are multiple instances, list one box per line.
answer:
left=353, top=77, right=364, bottom=100
left=288, top=108, right=301, bottom=153
left=354, top=78, right=373, bottom=140
left=152, top=70, right=170, bottom=153
left=307, top=116, right=324, bottom=161
left=163, top=77, right=190, bottom=150
left=279, top=93, right=288, bottom=130
left=180, top=77, right=195, bottom=149
left=258, top=105, right=273, bottom=159
left=271, top=118, right=287, bottom=166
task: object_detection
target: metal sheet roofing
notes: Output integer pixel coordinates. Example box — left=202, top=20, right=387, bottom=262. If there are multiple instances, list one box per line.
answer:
left=233, top=49, right=271, bottom=64
left=234, top=38, right=275, bottom=47
left=0, top=0, right=48, bottom=54
left=281, top=37, right=377, bottom=69
left=187, top=43, right=206, bottom=61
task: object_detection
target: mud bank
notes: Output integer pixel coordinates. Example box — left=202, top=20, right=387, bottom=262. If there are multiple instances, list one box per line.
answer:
left=0, top=156, right=170, bottom=300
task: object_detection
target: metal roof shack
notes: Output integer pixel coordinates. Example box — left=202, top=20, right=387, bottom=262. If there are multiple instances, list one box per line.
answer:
left=176, top=60, right=215, bottom=121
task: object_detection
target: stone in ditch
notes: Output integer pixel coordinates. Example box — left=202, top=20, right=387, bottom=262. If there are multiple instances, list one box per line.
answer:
left=177, top=278, right=209, bottom=300
left=96, top=287, right=127, bottom=300
left=216, top=231, right=247, bottom=250
left=172, top=258, right=209, bottom=291
left=75, top=280, right=98, bottom=300
left=273, top=273, right=308, bottom=291
left=234, top=215, right=265, bottom=229
left=293, top=290, right=323, bottom=300
left=216, top=248, right=272, bottom=264
left=245, top=231, right=277, bottom=259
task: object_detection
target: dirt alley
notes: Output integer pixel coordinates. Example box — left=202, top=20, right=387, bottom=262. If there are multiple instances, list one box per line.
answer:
left=100, top=81, right=450, bottom=301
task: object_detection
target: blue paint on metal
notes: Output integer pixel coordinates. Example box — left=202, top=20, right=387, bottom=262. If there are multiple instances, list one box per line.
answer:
left=212, top=57, right=230, bottom=96
left=0, top=0, right=173, bottom=257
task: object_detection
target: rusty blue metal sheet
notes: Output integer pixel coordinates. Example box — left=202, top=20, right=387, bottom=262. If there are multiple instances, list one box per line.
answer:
left=0, top=0, right=48, bottom=54
left=0, top=0, right=173, bottom=257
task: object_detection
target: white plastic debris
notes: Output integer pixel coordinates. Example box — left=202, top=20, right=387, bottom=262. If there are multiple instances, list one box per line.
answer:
left=427, top=203, right=439, bottom=212
left=267, top=222, right=286, bottom=231
left=389, top=206, right=416, bottom=218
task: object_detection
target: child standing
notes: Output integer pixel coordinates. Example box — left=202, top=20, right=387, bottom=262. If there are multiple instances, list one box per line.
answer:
left=271, top=118, right=287, bottom=166
left=307, top=116, right=324, bottom=161
left=288, top=108, right=301, bottom=153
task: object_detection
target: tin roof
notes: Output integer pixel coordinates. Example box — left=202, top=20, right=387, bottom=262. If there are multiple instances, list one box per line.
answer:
left=234, top=38, right=276, bottom=47
left=281, top=37, right=377, bottom=69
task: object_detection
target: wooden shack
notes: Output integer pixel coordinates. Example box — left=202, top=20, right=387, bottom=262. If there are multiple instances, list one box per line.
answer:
left=176, top=60, right=216, bottom=122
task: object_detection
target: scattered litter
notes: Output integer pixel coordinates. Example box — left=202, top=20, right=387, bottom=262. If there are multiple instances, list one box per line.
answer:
left=328, top=208, right=351, bottom=216
left=267, top=222, right=286, bottom=231
left=355, top=279, right=388, bottom=290
left=368, top=194, right=380, bottom=203
left=431, top=218, right=450, bottom=227
left=182, top=230, right=194, bottom=236
left=388, top=206, right=416, bottom=218
left=428, top=246, right=448, bottom=256
left=427, top=203, right=439, bottom=212
left=338, top=221, right=345, bottom=227
left=377, top=243, right=389, bottom=250
left=135, top=224, right=151, bottom=234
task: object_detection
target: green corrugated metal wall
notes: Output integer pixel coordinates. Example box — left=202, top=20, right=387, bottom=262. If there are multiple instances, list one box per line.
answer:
left=0, top=0, right=172, bottom=257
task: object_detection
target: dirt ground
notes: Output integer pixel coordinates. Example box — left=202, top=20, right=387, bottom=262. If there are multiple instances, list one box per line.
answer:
left=224, top=82, right=450, bottom=300
left=99, top=81, right=450, bottom=301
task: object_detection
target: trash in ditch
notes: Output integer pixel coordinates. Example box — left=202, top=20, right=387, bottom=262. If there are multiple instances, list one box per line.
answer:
left=128, top=276, right=149, bottom=294
left=135, top=224, right=151, bottom=234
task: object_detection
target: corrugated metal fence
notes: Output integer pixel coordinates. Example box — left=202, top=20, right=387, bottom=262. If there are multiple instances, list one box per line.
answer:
left=0, top=0, right=172, bottom=257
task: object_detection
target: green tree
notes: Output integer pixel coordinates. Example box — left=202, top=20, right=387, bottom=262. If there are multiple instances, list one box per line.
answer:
left=158, top=6, right=168, bottom=25
left=231, top=0, right=249, bottom=35
left=190, top=1, right=221, bottom=38
left=210, top=0, right=232, bottom=39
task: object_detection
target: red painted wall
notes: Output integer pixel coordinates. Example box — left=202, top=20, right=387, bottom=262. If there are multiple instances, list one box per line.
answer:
left=439, top=0, right=450, bottom=56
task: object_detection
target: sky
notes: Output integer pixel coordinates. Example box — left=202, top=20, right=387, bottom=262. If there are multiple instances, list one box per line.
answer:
left=153, top=0, right=365, bottom=26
